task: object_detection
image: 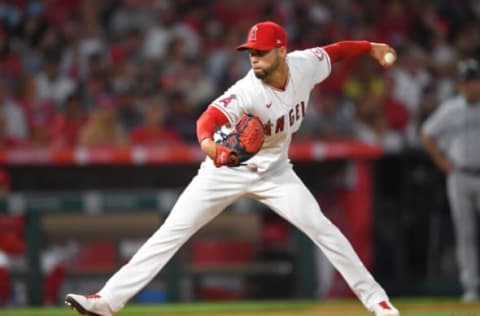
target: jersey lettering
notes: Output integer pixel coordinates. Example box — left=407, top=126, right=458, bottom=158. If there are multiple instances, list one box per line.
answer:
left=301, top=101, right=306, bottom=116
left=219, top=95, right=236, bottom=107
left=269, top=101, right=306, bottom=136
left=275, top=116, right=285, bottom=133
left=264, top=120, right=273, bottom=136
left=289, top=109, right=295, bottom=126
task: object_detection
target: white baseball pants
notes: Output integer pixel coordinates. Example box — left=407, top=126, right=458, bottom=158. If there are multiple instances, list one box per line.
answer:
left=98, top=162, right=389, bottom=312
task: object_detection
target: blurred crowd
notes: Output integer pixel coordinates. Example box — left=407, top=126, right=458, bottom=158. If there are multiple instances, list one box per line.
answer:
left=0, top=0, right=479, bottom=151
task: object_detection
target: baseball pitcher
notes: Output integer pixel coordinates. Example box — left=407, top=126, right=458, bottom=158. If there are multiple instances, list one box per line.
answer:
left=66, top=21, right=400, bottom=316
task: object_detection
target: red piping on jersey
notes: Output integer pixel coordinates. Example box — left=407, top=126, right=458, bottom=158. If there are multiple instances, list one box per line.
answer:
left=322, top=41, right=372, bottom=63
left=196, top=106, right=229, bottom=143
left=271, top=84, right=287, bottom=92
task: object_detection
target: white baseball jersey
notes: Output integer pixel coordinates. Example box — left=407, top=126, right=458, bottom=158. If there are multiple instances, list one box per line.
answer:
left=210, top=47, right=331, bottom=172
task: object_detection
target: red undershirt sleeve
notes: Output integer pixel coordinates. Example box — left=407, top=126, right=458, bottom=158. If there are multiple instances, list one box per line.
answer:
left=322, top=40, right=372, bottom=63
left=196, top=106, right=229, bottom=144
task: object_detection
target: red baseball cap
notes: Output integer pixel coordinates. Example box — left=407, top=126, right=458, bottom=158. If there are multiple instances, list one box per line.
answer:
left=237, top=21, right=287, bottom=51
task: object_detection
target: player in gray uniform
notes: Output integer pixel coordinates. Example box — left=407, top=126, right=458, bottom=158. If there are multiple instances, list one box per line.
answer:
left=421, top=58, right=480, bottom=302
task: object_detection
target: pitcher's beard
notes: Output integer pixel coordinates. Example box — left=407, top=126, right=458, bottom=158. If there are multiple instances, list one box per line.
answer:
left=254, top=69, right=268, bottom=79
left=253, top=62, right=278, bottom=80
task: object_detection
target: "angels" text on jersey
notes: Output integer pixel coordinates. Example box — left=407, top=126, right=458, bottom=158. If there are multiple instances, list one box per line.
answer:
left=264, top=101, right=306, bottom=136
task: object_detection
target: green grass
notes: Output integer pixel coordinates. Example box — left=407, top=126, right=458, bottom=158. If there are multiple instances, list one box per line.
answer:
left=1, top=298, right=480, bottom=316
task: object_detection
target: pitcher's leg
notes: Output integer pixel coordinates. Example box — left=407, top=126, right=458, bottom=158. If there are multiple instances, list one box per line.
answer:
left=99, top=175, right=237, bottom=312
left=254, top=169, right=388, bottom=311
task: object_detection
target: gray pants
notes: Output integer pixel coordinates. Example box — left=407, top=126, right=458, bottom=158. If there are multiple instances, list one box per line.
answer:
left=447, top=171, right=480, bottom=294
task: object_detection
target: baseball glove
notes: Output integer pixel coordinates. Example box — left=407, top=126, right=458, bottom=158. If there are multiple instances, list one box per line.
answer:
left=215, top=114, right=264, bottom=167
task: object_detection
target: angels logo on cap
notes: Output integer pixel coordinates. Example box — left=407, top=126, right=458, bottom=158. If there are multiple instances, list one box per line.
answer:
left=237, top=21, right=287, bottom=51
left=249, top=25, right=258, bottom=41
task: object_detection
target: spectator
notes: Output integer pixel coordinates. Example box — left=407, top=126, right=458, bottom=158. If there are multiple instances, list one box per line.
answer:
left=165, top=91, right=197, bottom=142
left=79, top=52, right=108, bottom=83
left=416, top=83, right=439, bottom=137
left=142, top=4, right=200, bottom=61
left=78, top=95, right=126, bottom=147
left=14, top=75, right=55, bottom=146
left=109, top=0, right=153, bottom=40
left=374, top=0, right=411, bottom=47
left=216, top=55, right=249, bottom=93
left=380, top=75, right=409, bottom=134
left=178, top=60, right=217, bottom=112
left=390, top=44, right=432, bottom=145
left=0, top=0, right=477, bottom=152
left=343, top=56, right=384, bottom=101
left=391, top=45, right=432, bottom=116
left=157, top=36, right=189, bottom=94
left=0, top=27, right=22, bottom=81
left=57, top=16, right=81, bottom=78
left=135, top=59, right=162, bottom=97
left=16, top=14, right=50, bottom=75
left=212, top=0, right=262, bottom=28
left=114, top=82, right=142, bottom=133
left=142, top=6, right=172, bottom=61
left=353, top=92, right=386, bottom=144
left=0, top=80, right=28, bottom=144
left=109, top=27, right=144, bottom=65
left=42, top=0, right=81, bottom=28
left=76, top=12, right=106, bottom=81
left=34, top=49, right=76, bottom=109
left=130, top=97, right=181, bottom=146
left=81, top=73, right=108, bottom=111
left=298, top=89, right=354, bottom=141
left=0, top=110, right=23, bottom=147
left=49, top=92, right=87, bottom=148
left=206, top=28, right=249, bottom=90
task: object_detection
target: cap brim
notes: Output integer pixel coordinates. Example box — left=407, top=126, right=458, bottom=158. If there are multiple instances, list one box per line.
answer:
left=236, top=42, right=275, bottom=51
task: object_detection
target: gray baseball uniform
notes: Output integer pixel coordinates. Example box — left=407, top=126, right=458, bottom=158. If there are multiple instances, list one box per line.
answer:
left=422, top=94, right=480, bottom=297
